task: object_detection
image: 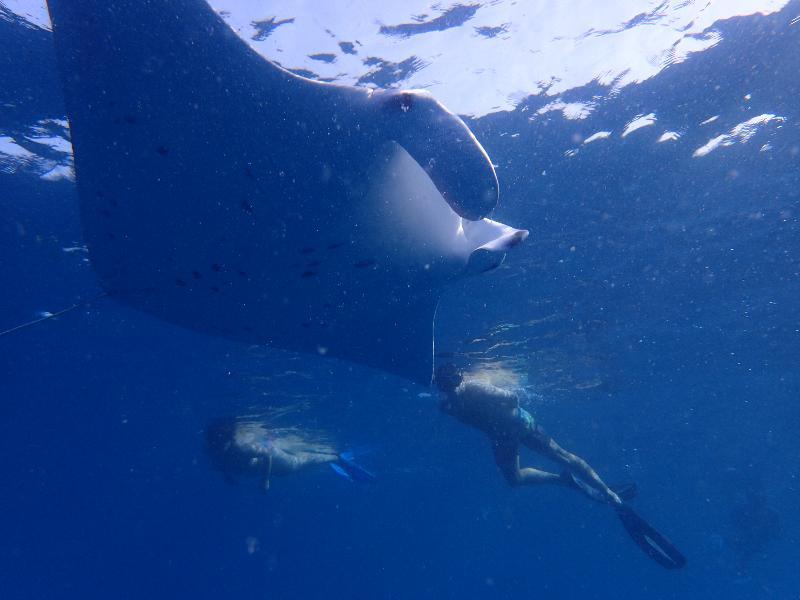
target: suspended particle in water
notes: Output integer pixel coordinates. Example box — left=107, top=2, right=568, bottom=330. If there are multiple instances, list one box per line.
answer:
left=245, top=536, right=259, bottom=555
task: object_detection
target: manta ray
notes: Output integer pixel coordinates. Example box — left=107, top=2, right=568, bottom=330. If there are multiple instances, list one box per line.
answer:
left=46, top=0, right=528, bottom=384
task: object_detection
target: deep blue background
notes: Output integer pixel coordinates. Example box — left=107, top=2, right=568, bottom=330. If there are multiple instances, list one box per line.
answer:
left=1, top=3, right=798, bottom=599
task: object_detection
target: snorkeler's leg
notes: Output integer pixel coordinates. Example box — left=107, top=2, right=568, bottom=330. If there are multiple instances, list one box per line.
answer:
left=525, top=431, right=622, bottom=505
left=295, top=451, right=339, bottom=467
left=492, top=441, right=561, bottom=486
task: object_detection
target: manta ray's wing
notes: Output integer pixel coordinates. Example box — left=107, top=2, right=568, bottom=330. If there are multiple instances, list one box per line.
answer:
left=47, top=0, right=525, bottom=385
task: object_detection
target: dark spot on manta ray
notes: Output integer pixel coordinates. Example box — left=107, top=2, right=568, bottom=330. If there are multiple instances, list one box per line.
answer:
left=175, top=278, right=187, bottom=287
left=156, top=145, right=169, bottom=156
left=240, top=200, right=254, bottom=215
left=191, top=270, right=202, bottom=279
left=211, top=263, right=222, bottom=272
left=300, top=270, right=317, bottom=278
left=299, top=247, right=316, bottom=254
left=354, top=258, right=377, bottom=269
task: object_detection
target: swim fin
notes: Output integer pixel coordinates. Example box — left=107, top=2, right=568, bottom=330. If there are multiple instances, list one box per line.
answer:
left=615, top=505, right=686, bottom=569
left=330, top=452, right=376, bottom=484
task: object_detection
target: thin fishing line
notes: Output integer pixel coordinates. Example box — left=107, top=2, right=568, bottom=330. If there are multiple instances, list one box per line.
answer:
left=0, top=291, right=108, bottom=338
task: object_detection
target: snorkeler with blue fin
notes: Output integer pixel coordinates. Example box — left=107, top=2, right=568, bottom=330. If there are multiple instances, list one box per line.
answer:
left=205, top=417, right=375, bottom=490
left=435, top=364, right=686, bottom=569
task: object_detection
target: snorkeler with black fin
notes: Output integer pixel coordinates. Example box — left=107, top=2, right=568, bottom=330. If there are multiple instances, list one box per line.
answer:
left=205, top=417, right=375, bottom=490
left=563, top=470, right=686, bottom=568
left=435, top=364, right=685, bottom=569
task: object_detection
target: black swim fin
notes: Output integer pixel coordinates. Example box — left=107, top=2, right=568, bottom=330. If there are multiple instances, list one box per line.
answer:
left=615, top=505, right=686, bottom=569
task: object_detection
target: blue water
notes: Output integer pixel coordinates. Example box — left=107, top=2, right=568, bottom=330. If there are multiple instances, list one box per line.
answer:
left=1, top=1, right=798, bottom=598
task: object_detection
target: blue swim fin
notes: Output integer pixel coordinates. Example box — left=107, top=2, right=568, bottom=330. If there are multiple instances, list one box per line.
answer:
left=330, top=452, right=376, bottom=483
